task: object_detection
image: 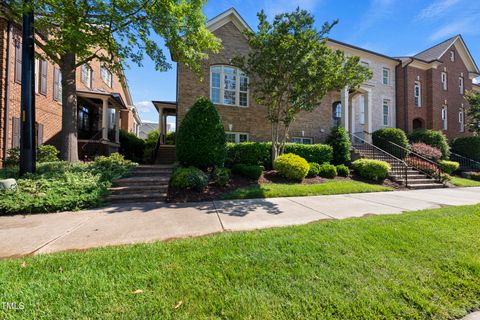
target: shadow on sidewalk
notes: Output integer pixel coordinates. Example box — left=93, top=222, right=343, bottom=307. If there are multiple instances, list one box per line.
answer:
left=101, top=201, right=218, bottom=215
left=214, top=198, right=283, bottom=217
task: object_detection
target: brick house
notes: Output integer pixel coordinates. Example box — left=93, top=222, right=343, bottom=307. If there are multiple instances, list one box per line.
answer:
left=155, top=8, right=399, bottom=149
left=395, top=35, right=480, bottom=139
left=0, top=12, right=141, bottom=165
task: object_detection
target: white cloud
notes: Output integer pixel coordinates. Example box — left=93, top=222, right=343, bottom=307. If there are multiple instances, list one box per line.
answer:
left=134, top=101, right=156, bottom=113
left=417, top=0, right=461, bottom=20
left=263, top=0, right=318, bottom=18
left=355, top=0, right=397, bottom=33
left=429, top=16, right=476, bottom=41
left=473, top=77, right=479, bottom=84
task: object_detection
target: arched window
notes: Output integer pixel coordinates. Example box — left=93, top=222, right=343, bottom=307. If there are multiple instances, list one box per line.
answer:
left=210, top=66, right=248, bottom=107
left=332, top=101, right=342, bottom=126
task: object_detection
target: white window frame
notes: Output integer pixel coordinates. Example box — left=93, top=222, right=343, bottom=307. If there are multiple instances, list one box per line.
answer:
left=101, top=65, right=113, bottom=87
left=442, top=106, right=448, bottom=131
left=359, top=96, right=365, bottom=125
left=441, top=72, right=448, bottom=90
left=382, top=99, right=390, bottom=126
left=81, top=64, right=92, bottom=88
left=450, top=51, right=455, bottom=62
left=414, top=81, right=421, bottom=107
left=382, top=67, right=390, bottom=85
left=34, top=57, right=40, bottom=93
left=292, top=137, right=313, bottom=144
left=459, top=77, right=464, bottom=95
left=210, top=65, right=248, bottom=107
left=225, top=132, right=249, bottom=144
left=459, top=108, right=465, bottom=132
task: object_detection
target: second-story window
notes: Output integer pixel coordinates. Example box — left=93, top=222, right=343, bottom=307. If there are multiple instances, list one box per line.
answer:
left=53, top=67, right=62, bottom=101
left=442, top=106, right=448, bottom=131
left=81, top=64, right=92, bottom=88
left=382, top=68, right=390, bottom=85
left=441, top=72, right=448, bottom=90
left=459, top=77, right=464, bottom=95
left=459, top=108, right=465, bottom=132
left=414, top=81, right=421, bottom=107
left=101, top=65, right=113, bottom=87
left=210, top=66, right=248, bottom=107
left=34, top=56, right=48, bottom=96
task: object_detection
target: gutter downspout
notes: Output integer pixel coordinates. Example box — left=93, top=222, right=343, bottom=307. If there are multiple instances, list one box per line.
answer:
left=3, top=21, right=12, bottom=163
left=403, top=58, right=414, bottom=132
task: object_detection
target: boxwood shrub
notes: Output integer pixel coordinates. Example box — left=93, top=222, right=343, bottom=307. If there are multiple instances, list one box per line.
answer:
left=352, top=159, right=391, bottom=181
left=451, top=136, right=480, bottom=161
left=212, top=167, right=231, bottom=187
left=170, top=167, right=208, bottom=191
left=318, top=163, right=337, bottom=179
left=408, top=129, right=450, bottom=159
left=120, top=130, right=145, bottom=163
left=326, top=126, right=351, bottom=165
left=307, top=162, right=321, bottom=177
left=274, top=153, right=309, bottom=181
left=372, top=128, right=409, bottom=158
left=336, top=164, right=350, bottom=177
left=231, top=164, right=263, bottom=180
left=438, top=160, right=459, bottom=174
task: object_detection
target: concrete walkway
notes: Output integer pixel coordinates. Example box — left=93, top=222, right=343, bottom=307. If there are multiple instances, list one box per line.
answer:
left=1, top=187, right=480, bottom=258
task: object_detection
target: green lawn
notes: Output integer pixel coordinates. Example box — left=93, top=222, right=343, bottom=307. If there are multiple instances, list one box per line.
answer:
left=2, top=205, right=480, bottom=319
left=222, top=180, right=392, bottom=200
left=451, top=176, right=480, bottom=187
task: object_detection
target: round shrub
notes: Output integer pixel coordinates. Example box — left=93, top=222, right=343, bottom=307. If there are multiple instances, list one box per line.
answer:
left=438, top=160, right=459, bottom=174
left=318, top=163, right=337, bottom=179
left=352, top=159, right=391, bottom=181
left=232, top=164, right=264, bottom=180
left=372, top=128, right=409, bottom=158
left=336, top=164, right=350, bottom=177
left=212, top=167, right=231, bottom=187
left=120, top=130, right=145, bottom=163
left=451, top=136, right=480, bottom=161
left=409, top=129, right=450, bottom=159
left=176, top=97, right=226, bottom=169
left=326, top=126, right=351, bottom=165
left=170, top=167, right=208, bottom=191
left=307, top=162, right=321, bottom=177
left=274, top=153, right=309, bottom=181
left=410, top=143, right=442, bottom=161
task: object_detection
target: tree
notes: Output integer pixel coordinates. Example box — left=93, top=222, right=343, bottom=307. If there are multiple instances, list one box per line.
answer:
left=465, top=90, right=480, bottom=134
left=8, top=0, right=220, bottom=162
left=234, top=9, right=371, bottom=163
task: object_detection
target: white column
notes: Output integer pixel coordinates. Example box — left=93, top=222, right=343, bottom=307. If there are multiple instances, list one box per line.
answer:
left=350, top=96, right=355, bottom=134
left=364, top=90, right=373, bottom=142
left=115, top=109, right=120, bottom=143
left=158, top=107, right=164, bottom=143
left=340, top=87, right=349, bottom=132
left=102, top=98, right=108, bottom=141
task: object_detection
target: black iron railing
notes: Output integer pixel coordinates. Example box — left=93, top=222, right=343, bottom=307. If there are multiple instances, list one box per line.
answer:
left=365, top=132, right=443, bottom=183
left=151, top=135, right=162, bottom=163
left=450, top=152, right=480, bottom=172
left=81, top=130, right=103, bottom=161
left=350, top=132, right=408, bottom=185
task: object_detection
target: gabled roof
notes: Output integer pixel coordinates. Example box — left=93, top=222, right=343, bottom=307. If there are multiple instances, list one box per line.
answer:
left=205, top=8, right=253, bottom=33
left=327, top=38, right=400, bottom=63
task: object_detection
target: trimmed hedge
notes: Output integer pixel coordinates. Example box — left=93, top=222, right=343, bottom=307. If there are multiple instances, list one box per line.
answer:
left=318, top=163, right=337, bottom=179
left=308, top=162, right=321, bottom=177
left=372, top=128, right=409, bottom=159
left=120, top=130, right=145, bottom=163
left=438, top=160, right=459, bottom=174
left=409, top=129, right=450, bottom=159
left=170, top=167, right=208, bottom=191
left=232, top=164, right=263, bottom=180
left=326, top=126, right=351, bottom=165
left=352, top=159, right=391, bottom=181
left=176, top=97, right=226, bottom=169
left=451, top=136, right=480, bottom=161
left=274, top=153, right=309, bottom=181
left=336, top=164, right=350, bottom=177
left=226, top=142, right=332, bottom=168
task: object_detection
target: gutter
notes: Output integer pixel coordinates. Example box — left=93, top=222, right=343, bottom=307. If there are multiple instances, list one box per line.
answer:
left=403, top=58, right=414, bottom=132
left=3, top=21, right=12, bottom=162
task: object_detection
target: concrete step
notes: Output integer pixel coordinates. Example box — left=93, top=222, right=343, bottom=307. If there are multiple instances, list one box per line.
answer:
left=129, top=170, right=173, bottom=177
left=107, top=192, right=168, bottom=203
left=407, top=183, right=445, bottom=189
left=406, top=179, right=438, bottom=184
left=115, top=176, right=171, bottom=186
left=108, top=185, right=168, bottom=195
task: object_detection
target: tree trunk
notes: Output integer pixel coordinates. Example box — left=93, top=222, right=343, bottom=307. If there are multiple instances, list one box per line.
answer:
left=60, top=53, right=79, bottom=162
left=271, top=120, right=280, bottom=167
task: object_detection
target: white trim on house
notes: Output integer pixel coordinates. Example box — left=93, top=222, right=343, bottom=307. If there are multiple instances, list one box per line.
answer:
left=292, top=137, right=313, bottom=144
left=437, top=36, right=480, bottom=76
left=210, top=65, right=249, bottom=107
left=206, top=8, right=253, bottom=34
left=226, top=132, right=249, bottom=143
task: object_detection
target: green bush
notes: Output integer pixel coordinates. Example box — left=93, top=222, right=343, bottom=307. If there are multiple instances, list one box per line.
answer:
left=318, top=163, right=337, bottom=179
left=274, top=153, right=309, bottom=181
left=467, top=172, right=480, bottom=181
left=91, top=153, right=136, bottom=182
left=372, top=128, right=409, bottom=158
left=4, top=145, right=60, bottom=166
left=170, top=167, right=208, bottom=191
left=409, top=129, right=450, bottom=159
left=143, top=130, right=160, bottom=163
left=232, top=164, right=263, bottom=180
left=308, top=162, right=321, bottom=177
left=212, top=167, right=231, bottom=187
left=326, top=126, right=351, bottom=165
left=451, top=136, right=480, bottom=161
left=352, top=159, right=391, bottom=181
left=284, top=143, right=333, bottom=164
left=336, top=164, right=350, bottom=177
left=438, top=160, right=459, bottom=174
left=120, top=130, right=145, bottom=163
left=176, top=97, right=226, bottom=169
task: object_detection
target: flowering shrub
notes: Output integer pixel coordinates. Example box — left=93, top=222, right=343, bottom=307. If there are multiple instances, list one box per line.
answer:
left=410, top=143, right=442, bottom=161
left=405, top=157, right=440, bottom=176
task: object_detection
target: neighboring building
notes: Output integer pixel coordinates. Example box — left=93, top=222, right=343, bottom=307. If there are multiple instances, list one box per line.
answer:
left=396, top=35, right=480, bottom=139
left=138, top=122, right=158, bottom=140
left=0, top=10, right=140, bottom=164
left=171, top=8, right=399, bottom=146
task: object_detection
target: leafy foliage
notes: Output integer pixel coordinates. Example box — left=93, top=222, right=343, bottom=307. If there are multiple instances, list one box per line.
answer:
left=326, top=126, right=351, bottom=165
left=410, top=143, right=442, bottom=161
left=372, top=128, right=409, bottom=159
left=5, top=145, right=60, bottom=166
left=143, top=130, right=160, bottom=163
left=465, top=90, right=480, bottom=134
left=409, top=129, right=450, bottom=159
left=438, top=160, right=460, bottom=174
left=212, top=167, right=231, bottom=187
left=232, top=164, right=264, bottom=180
left=307, top=162, right=321, bottom=177
left=274, top=153, right=309, bottom=181
left=318, top=163, right=337, bottom=179
left=352, top=159, right=390, bottom=181
left=176, top=97, right=226, bottom=169
left=233, top=9, right=371, bottom=161
left=119, top=130, right=145, bottom=163
left=451, top=136, right=480, bottom=161
left=336, top=164, right=350, bottom=177
left=170, top=167, right=208, bottom=191
left=467, top=172, right=480, bottom=181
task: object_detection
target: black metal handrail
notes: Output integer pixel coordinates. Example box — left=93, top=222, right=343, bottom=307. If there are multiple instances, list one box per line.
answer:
left=350, top=132, right=408, bottom=185
left=365, top=132, right=443, bottom=182
left=151, top=135, right=162, bottom=163
left=450, top=152, right=480, bottom=172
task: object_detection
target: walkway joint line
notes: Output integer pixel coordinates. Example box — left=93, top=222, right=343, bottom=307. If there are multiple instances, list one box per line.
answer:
left=285, top=198, right=337, bottom=220
left=212, top=201, right=226, bottom=231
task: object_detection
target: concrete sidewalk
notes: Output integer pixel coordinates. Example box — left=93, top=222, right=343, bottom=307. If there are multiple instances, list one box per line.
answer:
left=1, top=187, right=480, bottom=258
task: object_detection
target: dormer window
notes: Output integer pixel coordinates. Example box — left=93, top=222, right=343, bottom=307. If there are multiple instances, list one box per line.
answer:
left=210, top=66, right=248, bottom=107
left=450, top=51, right=455, bottom=62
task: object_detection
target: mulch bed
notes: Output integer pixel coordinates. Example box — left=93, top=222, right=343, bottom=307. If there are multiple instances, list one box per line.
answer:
left=166, top=170, right=406, bottom=203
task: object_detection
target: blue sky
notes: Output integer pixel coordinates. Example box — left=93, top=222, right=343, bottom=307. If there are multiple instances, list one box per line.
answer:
left=125, top=0, right=480, bottom=124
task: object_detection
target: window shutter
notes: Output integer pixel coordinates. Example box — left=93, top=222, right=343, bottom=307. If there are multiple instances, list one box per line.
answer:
left=53, top=68, right=59, bottom=100
left=90, top=70, right=95, bottom=89
left=12, top=117, right=20, bottom=148
left=14, top=41, right=22, bottom=83
left=37, top=123, right=44, bottom=146
left=40, top=60, right=48, bottom=95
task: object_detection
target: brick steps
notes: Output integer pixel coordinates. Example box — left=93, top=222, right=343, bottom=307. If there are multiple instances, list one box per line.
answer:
left=155, top=146, right=176, bottom=165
